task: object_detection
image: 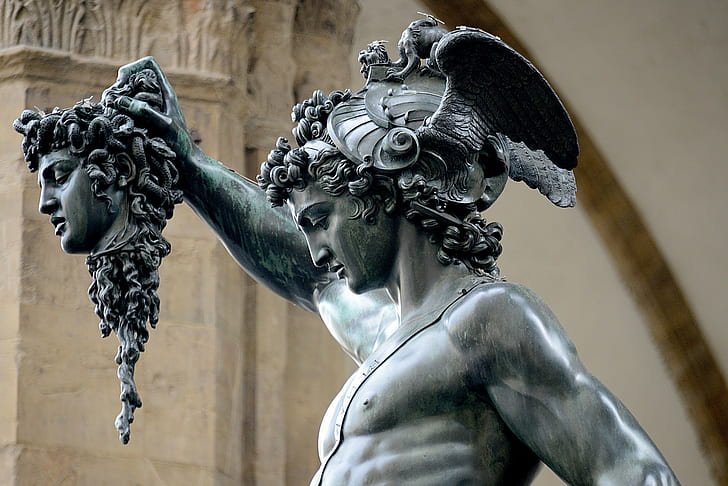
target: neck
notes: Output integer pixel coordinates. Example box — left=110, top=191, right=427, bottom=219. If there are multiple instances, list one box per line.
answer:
left=386, top=221, right=476, bottom=328
left=92, top=202, right=132, bottom=256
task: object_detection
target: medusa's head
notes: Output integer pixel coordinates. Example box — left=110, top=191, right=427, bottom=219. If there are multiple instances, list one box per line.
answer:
left=15, top=77, right=180, bottom=256
left=13, top=70, right=183, bottom=444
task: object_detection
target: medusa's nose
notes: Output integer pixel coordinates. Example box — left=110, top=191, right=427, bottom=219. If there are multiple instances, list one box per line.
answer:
left=39, top=185, right=59, bottom=215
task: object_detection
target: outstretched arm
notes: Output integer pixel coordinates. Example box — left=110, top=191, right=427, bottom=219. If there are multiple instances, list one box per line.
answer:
left=183, top=155, right=399, bottom=359
left=456, top=283, right=680, bottom=485
left=104, top=57, right=326, bottom=310
left=179, top=150, right=327, bottom=310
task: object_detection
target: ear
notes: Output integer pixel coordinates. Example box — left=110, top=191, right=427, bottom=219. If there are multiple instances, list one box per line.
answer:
left=480, top=171, right=508, bottom=210
left=114, top=152, right=136, bottom=188
left=478, top=134, right=509, bottom=210
left=379, top=177, right=398, bottom=215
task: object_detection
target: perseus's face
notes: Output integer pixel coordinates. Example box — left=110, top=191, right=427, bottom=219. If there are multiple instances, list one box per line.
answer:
left=37, top=148, right=127, bottom=254
left=288, top=182, right=400, bottom=294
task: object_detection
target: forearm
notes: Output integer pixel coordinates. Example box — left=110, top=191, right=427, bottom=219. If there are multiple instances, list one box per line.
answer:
left=104, top=58, right=325, bottom=310
left=491, top=374, right=679, bottom=486
left=181, top=148, right=325, bottom=311
left=596, top=460, right=679, bottom=486
left=581, top=383, right=680, bottom=486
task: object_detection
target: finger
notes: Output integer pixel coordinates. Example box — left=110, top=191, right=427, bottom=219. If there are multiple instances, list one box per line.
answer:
left=116, top=56, right=156, bottom=85
left=120, top=58, right=186, bottom=124
left=114, top=96, right=172, bottom=131
left=101, top=56, right=158, bottom=104
left=145, top=62, right=185, bottom=122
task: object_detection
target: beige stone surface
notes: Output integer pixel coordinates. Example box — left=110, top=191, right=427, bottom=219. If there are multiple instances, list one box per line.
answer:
left=0, top=79, right=26, bottom=461
left=0, top=445, right=19, bottom=485
left=252, top=284, right=289, bottom=484
left=284, top=306, right=353, bottom=485
left=0, top=332, right=19, bottom=447
left=13, top=444, right=228, bottom=486
left=293, top=1, right=361, bottom=99
left=246, top=0, right=297, bottom=136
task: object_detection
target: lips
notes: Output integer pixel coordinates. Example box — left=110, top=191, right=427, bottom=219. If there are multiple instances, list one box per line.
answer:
left=51, top=216, right=66, bottom=236
left=329, top=263, right=345, bottom=279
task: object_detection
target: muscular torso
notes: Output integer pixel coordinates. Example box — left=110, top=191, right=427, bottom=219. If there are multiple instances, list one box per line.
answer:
left=313, top=304, right=540, bottom=485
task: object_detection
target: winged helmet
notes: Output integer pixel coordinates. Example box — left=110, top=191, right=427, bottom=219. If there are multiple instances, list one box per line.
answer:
left=327, top=17, right=578, bottom=210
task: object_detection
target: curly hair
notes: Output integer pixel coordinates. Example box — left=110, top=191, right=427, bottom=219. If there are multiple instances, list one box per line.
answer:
left=13, top=70, right=182, bottom=444
left=257, top=90, right=504, bottom=276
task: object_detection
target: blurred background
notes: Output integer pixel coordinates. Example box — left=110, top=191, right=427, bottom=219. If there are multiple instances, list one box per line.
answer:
left=0, top=0, right=725, bottom=484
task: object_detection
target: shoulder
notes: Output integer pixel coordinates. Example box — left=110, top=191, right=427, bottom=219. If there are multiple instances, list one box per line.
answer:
left=445, top=280, right=565, bottom=341
left=445, top=281, right=580, bottom=385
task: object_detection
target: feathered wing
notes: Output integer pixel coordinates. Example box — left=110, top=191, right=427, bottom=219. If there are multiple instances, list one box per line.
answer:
left=416, top=27, right=579, bottom=207
left=503, top=136, right=576, bottom=207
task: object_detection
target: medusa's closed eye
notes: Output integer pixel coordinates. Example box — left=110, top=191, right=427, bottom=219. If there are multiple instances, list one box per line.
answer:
left=54, top=169, right=72, bottom=185
left=38, top=157, right=78, bottom=188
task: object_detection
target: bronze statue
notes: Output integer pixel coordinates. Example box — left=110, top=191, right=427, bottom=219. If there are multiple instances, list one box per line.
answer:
left=384, top=13, right=448, bottom=81
left=13, top=70, right=183, bottom=444
left=15, top=18, right=679, bottom=485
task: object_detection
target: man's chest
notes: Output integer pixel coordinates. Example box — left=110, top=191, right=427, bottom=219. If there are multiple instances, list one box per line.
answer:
left=319, top=323, right=488, bottom=452
left=354, top=326, right=472, bottom=430
left=314, top=322, right=534, bottom=486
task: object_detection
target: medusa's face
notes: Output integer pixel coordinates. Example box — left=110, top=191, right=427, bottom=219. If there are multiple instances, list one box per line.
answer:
left=37, top=148, right=127, bottom=254
left=288, top=181, right=400, bottom=294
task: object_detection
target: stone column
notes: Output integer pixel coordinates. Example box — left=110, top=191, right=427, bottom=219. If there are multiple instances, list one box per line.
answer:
left=243, top=1, right=360, bottom=483
left=0, top=56, right=26, bottom=484
left=243, top=4, right=297, bottom=482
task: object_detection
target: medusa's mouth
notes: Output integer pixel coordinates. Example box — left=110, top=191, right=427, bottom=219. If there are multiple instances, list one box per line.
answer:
left=51, top=216, right=66, bottom=236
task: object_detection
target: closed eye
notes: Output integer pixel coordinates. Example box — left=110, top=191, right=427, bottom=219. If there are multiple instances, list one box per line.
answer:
left=310, top=215, right=329, bottom=230
left=54, top=172, right=71, bottom=185
left=39, top=158, right=77, bottom=187
left=298, top=215, right=328, bottom=232
left=296, top=201, right=332, bottom=231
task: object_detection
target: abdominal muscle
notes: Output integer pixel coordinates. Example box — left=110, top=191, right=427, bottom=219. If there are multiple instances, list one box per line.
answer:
left=312, top=323, right=540, bottom=486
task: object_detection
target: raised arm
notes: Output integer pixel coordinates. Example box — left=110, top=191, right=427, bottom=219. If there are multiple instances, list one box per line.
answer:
left=178, top=149, right=326, bottom=310
left=456, top=283, right=679, bottom=485
left=175, top=150, right=398, bottom=357
left=103, top=57, right=327, bottom=310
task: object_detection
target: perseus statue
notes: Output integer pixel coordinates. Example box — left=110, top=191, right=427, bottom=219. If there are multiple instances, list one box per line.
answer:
left=15, top=17, right=680, bottom=485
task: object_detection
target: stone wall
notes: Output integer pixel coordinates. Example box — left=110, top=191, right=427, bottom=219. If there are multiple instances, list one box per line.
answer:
left=0, top=1, right=357, bottom=484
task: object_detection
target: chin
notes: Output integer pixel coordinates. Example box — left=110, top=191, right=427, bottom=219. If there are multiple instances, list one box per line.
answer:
left=345, top=276, right=382, bottom=295
left=344, top=277, right=365, bottom=295
left=60, top=244, right=87, bottom=254
left=60, top=236, right=91, bottom=255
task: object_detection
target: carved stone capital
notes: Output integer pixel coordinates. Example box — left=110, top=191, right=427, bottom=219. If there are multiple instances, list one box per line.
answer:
left=0, top=0, right=254, bottom=79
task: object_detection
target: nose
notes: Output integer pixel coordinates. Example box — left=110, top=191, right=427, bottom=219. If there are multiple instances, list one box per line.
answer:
left=308, top=241, right=333, bottom=268
left=38, top=186, right=59, bottom=215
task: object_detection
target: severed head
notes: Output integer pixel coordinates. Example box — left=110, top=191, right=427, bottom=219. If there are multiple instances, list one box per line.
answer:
left=13, top=70, right=183, bottom=444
